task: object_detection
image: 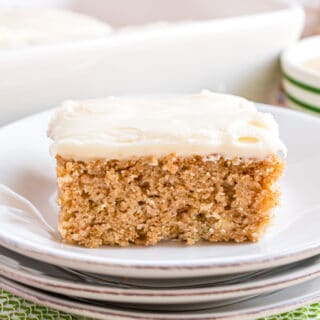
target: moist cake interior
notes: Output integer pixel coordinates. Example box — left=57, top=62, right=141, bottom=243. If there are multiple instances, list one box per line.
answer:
left=57, top=154, right=284, bottom=247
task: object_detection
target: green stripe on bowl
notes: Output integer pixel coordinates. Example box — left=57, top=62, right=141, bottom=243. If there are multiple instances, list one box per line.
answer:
left=283, top=73, right=320, bottom=94
left=285, top=91, right=320, bottom=114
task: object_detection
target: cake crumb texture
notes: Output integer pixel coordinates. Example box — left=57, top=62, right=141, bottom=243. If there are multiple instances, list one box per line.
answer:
left=57, top=154, right=284, bottom=248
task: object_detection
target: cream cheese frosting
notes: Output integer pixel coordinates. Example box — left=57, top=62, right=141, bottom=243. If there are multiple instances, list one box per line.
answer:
left=0, top=8, right=111, bottom=49
left=48, top=91, right=286, bottom=161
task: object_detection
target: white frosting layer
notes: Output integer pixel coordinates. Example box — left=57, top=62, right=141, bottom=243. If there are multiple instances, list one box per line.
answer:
left=48, top=91, right=286, bottom=161
left=0, top=8, right=111, bottom=49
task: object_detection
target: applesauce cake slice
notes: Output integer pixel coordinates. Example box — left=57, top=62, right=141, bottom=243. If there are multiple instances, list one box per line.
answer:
left=48, top=91, right=286, bottom=248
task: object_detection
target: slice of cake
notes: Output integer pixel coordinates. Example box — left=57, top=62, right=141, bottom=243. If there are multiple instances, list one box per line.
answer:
left=48, top=91, right=286, bottom=248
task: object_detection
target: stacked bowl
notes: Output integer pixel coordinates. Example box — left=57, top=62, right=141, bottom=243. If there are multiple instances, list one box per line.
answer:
left=281, top=36, right=320, bottom=115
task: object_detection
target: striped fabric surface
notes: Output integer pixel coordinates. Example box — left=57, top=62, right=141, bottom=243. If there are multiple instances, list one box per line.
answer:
left=1, top=288, right=320, bottom=320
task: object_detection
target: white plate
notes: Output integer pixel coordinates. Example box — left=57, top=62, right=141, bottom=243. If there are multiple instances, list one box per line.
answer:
left=2, top=274, right=320, bottom=320
left=0, top=246, right=320, bottom=305
left=0, top=105, right=319, bottom=278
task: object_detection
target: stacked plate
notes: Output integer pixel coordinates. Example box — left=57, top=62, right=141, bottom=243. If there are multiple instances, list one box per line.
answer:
left=0, top=104, right=320, bottom=320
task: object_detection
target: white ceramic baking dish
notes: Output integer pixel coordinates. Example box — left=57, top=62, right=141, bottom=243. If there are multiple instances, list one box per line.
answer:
left=0, top=0, right=304, bottom=124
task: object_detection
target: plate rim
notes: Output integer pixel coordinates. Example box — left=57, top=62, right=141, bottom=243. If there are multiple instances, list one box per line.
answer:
left=0, top=248, right=320, bottom=303
left=1, top=275, right=320, bottom=320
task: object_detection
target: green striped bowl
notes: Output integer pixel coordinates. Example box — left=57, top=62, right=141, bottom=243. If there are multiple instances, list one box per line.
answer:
left=281, top=36, right=320, bottom=115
